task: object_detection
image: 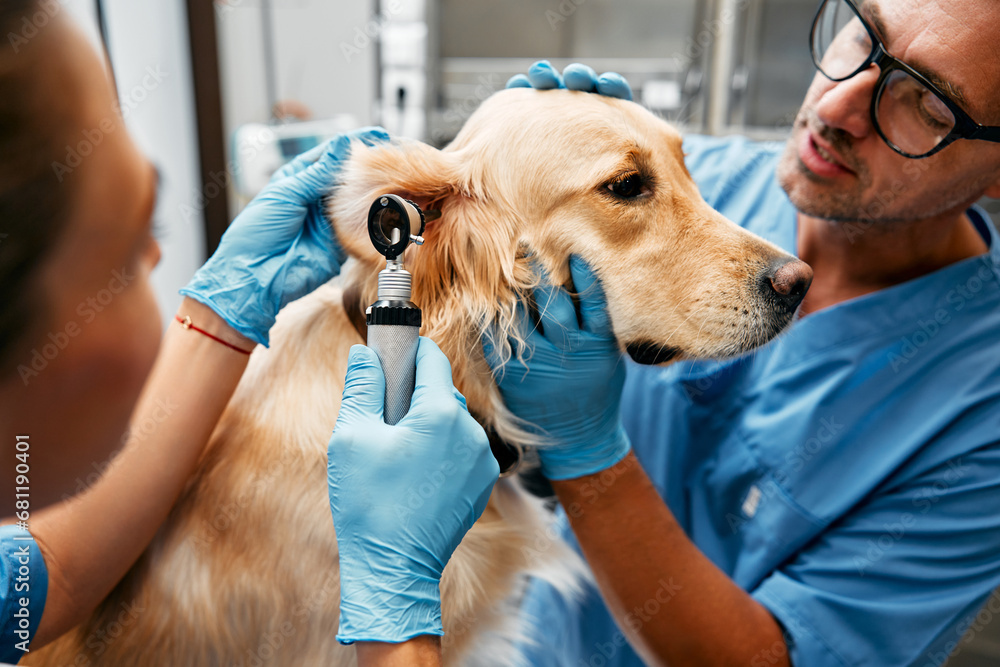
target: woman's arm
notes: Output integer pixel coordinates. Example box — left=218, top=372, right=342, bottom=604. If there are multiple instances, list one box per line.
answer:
left=29, top=298, right=252, bottom=646
left=552, top=452, right=788, bottom=667
left=356, top=637, right=441, bottom=667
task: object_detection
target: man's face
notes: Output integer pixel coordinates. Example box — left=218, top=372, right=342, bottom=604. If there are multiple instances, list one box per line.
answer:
left=777, top=0, right=1000, bottom=224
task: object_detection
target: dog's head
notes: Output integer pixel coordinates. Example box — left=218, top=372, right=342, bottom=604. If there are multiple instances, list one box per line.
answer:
left=328, top=88, right=810, bottom=439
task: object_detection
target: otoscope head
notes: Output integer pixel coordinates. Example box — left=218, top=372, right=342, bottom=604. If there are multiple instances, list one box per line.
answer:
left=368, top=195, right=426, bottom=261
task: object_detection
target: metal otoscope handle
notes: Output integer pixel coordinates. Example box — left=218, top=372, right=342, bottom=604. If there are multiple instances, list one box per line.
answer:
left=365, top=195, right=426, bottom=425
left=367, top=313, right=420, bottom=426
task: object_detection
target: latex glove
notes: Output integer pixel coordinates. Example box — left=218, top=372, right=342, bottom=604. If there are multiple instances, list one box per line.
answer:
left=179, top=127, right=390, bottom=347
left=328, top=338, right=499, bottom=644
left=506, top=60, right=633, bottom=100
left=483, top=256, right=630, bottom=481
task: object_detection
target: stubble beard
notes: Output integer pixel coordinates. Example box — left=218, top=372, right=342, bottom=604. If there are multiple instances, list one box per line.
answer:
left=776, top=112, right=879, bottom=223
left=777, top=109, right=990, bottom=226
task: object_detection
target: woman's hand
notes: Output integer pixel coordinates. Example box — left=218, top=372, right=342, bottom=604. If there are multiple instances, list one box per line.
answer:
left=328, top=339, right=499, bottom=645
left=482, top=256, right=631, bottom=480
left=180, top=127, right=390, bottom=346
left=506, top=60, right=633, bottom=100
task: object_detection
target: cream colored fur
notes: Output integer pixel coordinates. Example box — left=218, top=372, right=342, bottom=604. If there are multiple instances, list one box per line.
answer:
left=27, top=88, right=799, bottom=666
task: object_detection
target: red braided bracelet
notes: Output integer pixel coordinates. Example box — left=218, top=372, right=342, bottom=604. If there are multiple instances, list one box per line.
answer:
left=175, top=315, right=254, bottom=355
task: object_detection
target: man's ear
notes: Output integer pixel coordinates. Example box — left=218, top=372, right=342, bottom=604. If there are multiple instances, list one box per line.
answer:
left=327, top=139, right=462, bottom=265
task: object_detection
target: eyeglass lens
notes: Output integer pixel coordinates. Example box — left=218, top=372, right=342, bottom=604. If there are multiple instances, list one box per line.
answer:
left=811, top=0, right=956, bottom=156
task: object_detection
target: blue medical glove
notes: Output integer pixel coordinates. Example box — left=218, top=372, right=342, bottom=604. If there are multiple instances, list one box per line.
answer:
left=482, top=256, right=630, bottom=481
left=180, top=127, right=390, bottom=347
left=506, top=60, right=633, bottom=101
left=328, top=338, right=499, bottom=644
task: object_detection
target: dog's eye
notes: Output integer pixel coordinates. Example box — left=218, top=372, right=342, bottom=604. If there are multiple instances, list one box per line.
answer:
left=608, top=173, right=646, bottom=199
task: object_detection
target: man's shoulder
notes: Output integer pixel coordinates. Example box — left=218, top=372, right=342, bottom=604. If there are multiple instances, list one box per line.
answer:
left=681, top=134, right=785, bottom=179
left=681, top=133, right=785, bottom=156
left=680, top=133, right=788, bottom=218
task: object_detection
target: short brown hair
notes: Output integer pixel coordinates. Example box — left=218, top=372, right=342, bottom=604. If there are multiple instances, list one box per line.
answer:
left=0, top=0, right=74, bottom=377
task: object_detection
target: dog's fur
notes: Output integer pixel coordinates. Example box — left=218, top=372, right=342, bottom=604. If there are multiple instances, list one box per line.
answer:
left=27, top=89, right=802, bottom=666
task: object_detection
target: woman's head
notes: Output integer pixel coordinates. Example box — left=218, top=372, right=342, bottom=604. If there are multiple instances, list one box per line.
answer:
left=0, top=4, right=163, bottom=508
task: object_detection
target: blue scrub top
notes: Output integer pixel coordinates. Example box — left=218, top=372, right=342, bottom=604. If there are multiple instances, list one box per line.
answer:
left=517, top=135, right=1000, bottom=666
left=0, top=525, right=48, bottom=663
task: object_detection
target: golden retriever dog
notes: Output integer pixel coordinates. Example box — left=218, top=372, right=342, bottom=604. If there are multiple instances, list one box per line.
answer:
left=27, top=88, right=811, bottom=666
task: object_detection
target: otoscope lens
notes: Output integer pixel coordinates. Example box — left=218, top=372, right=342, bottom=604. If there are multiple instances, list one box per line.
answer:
left=373, top=208, right=403, bottom=247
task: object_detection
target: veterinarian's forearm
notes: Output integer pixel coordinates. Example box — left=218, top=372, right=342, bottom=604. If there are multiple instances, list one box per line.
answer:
left=356, top=637, right=442, bottom=666
left=552, top=452, right=790, bottom=667
left=29, top=297, right=252, bottom=647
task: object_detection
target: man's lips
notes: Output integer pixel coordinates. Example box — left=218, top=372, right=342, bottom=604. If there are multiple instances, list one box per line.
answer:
left=798, top=130, right=855, bottom=178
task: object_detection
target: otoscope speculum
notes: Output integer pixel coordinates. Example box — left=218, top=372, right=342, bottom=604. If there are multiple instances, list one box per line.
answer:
left=367, top=194, right=426, bottom=262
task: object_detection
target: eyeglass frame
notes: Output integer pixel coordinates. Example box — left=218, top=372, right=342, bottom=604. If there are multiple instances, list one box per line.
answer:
left=809, top=0, right=1000, bottom=158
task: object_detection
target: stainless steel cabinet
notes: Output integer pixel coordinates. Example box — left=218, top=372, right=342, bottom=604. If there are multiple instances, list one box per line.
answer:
left=427, top=0, right=714, bottom=143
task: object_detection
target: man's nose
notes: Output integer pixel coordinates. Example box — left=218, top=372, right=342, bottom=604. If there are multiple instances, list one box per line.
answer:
left=813, top=65, right=880, bottom=139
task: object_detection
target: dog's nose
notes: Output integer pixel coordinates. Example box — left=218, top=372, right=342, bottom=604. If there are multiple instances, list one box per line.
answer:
left=763, top=258, right=813, bottom=311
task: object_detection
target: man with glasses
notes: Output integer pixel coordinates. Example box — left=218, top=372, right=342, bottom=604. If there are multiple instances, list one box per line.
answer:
left=496, top=1, right=1000, bottom=665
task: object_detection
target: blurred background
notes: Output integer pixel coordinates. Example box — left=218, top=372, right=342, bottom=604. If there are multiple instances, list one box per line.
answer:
left=57, top=1, right=1000, bottom=662
left=62, top=0, right=1000, bottom=313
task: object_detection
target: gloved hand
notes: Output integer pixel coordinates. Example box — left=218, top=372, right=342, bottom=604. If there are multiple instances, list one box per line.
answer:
left=483, top=256, right=630, bottom=481
left=328, top=338, right=499, bottom=644
left=180, top=127, right=390, bottom=346
left=506, top=60, right=633, bottom=100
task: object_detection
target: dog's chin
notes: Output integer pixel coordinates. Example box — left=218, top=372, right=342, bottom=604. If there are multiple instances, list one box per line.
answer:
left=672, top=317, right=796, bottom=363
left=625, top=342, right=683, bottom=366
left=626, top=315, right=796, bottom=365
left=736, top=316, right=796, bottom=353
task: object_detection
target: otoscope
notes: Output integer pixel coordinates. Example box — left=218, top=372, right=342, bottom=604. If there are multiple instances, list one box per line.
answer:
left=365, top=195, right=523, bottom=474
left=366, top=194, right=428, bottom=425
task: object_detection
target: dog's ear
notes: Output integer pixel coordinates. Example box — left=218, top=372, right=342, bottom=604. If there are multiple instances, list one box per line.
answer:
left=328, top=136, right=540, bottom=445
left=328, top=137, right=528, bottom=320
left=327, top=139, right=465, bottom=266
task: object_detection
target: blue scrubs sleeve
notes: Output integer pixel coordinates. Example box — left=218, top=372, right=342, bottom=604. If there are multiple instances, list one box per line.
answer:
left=681, top=134, right=782, bottom=208
left=752, top=443, right=1000, bottom=667
left=0, top=525, right=48, bottom=663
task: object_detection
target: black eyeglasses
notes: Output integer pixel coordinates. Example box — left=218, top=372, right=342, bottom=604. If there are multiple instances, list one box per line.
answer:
left=810, top=0, right=1000, bottom=158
